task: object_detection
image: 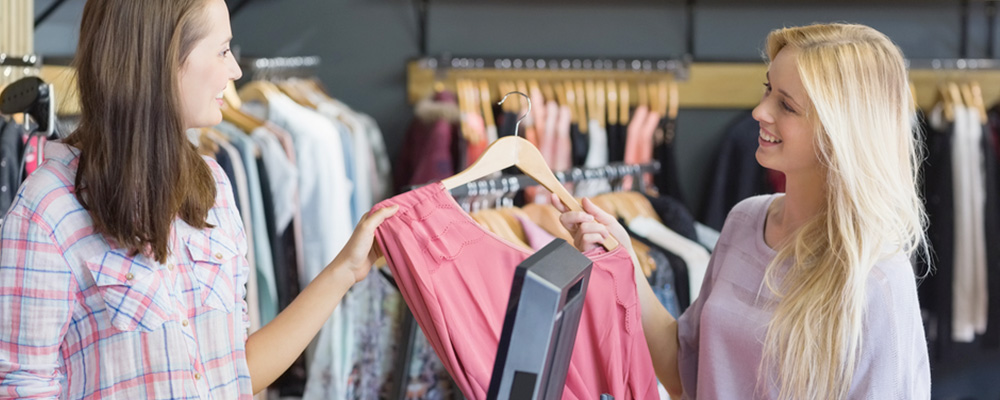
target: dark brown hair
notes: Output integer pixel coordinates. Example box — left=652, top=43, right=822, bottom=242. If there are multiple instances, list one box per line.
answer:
left=66, top=0, right=217, bottom=263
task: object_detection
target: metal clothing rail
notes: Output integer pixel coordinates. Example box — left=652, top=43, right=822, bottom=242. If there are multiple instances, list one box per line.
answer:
left=239, top=55, right=322, bottom=81
left=0, top=53, right=40, bottom=67
left=446, top=161, right=662, bottom=198
left=906, top=58, right=1000, bottom=70
left=417, top=56, right=689, bottom=80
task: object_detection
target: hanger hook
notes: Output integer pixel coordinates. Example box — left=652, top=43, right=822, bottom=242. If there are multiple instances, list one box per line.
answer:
left=498, top=91, right=531, bottom=138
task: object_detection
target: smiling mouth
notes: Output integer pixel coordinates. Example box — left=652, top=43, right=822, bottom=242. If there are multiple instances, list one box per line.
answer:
left=760, top=130, right=782, bottom=144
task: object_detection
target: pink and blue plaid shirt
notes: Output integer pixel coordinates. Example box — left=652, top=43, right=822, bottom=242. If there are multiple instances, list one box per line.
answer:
left=0, top=142, right=253, bottom=399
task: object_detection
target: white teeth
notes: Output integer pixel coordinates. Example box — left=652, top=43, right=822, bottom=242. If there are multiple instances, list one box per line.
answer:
left=760, top=130, right=782, bottom=143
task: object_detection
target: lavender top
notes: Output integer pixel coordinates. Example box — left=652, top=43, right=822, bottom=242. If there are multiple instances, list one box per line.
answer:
left=677, top=194, right=930, bottom=399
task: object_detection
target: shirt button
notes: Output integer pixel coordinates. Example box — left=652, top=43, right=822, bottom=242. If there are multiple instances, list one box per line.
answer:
left=167, top=263, right=175, bottom=271
left=182, top=319, right=189, bottom=327
left=214, top=253, right=224, bottom=260
left=194, top=372, right=201, bottom=380
left=125, top=273, right=134, bottom=281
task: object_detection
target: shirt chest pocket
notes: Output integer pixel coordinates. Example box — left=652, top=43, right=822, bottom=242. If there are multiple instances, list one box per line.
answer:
left=84, top=251, right=174, bottom=332
left=184, top=228, right=240, bottom=314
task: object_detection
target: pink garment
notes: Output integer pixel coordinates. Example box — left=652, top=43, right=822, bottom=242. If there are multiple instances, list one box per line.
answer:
left=542, top=101, right=560, bottom=169
left=639, top=111, right=661, bottom=164
left=623, top=106, right=650, bottom=190
left=514, top=214, right=557, bottom=250
left=555, top=105, right=574, bottom=172
left=639, top=111, right=662, bottom=187
left=372, top=183, right=657, bottom=400
left=623, top=106, right=649, bottom=165
left=23, top=136, right=46, bottom=175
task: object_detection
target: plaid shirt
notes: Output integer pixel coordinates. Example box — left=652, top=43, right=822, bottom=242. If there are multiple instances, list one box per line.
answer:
left=0, top=142, right=253, bottom=399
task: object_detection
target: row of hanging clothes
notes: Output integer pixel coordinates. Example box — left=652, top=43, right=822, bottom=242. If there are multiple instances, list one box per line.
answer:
left=383, top=160, right=718, bottom=400
left=398, top=75, right=687, bottom=204
left=187, top=56, right=395, bottom=399
left=916, top=80, right=1000, bottom=363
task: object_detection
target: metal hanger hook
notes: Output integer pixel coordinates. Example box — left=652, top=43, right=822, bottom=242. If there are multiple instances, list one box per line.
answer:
left=497, top=91, right=531, bottom=138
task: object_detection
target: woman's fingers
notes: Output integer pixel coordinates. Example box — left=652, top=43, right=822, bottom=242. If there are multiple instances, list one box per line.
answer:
left=550, top=193, right=568, bottom=213
left=581, top=197, right=616, bottom=225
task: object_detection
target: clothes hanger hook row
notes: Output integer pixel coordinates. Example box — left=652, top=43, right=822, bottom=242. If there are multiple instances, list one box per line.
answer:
left=497, top=91, right=531, bottom=138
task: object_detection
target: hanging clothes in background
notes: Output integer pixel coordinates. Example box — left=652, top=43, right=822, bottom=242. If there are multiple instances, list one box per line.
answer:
left=919, top=94, right=1000, bottom=361
left=395, top=90, right=461, bottom=193
left=399, top=79, right=683, bottom=202
left=178, top=61, right=393, bottom=399
left=700, top=111, right=784, bottom=230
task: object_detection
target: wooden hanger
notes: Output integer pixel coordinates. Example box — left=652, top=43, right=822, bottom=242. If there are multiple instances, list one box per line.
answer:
left=595, top=80, right=606, bottom=130
left=223, top=81, right=243, bottom=110
left=563, top=80, right=577, bottom=121
left=960, top=83, right=974, bottom=113
left=278, top=80, right=318, bottom=109
left=517, top=80, right=531, bottom=118
left=619, top=80, right=631, bottom=125
left=554, top=82, right=567, bottom=107
left=972, top=81, right=988, bottom=121
left=938, top=83, right=955, bottom=121
left=637, top=80, right=649, bottom=109
left=668, top=81, right=679, bottom=120
left=222, top=104, right=264, bottom=133
left=542, top=81, right=556, bottom=104
left=574, top=80, right=589, bottom=133
left=441, top=92, right=619, bottom=250
left=648, top=82, right=660, bottom=116
left=479, top=79, right=496, bottom=131
left=457, top=80, right=475, bottom=143
left=529, top=79, right=543, bottom=101
left=607, top=79, right=619, bottom=126
left=238, top=80, right=283, bottom=108
left=585, top=80, right=597, bottom=124
left=948, top=82, right=964, bottom=109
left=657, top=80, right=669, bottom=116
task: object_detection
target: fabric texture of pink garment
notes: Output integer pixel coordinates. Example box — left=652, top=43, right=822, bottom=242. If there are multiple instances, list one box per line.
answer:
left=372, top=183, right=658, bottom=400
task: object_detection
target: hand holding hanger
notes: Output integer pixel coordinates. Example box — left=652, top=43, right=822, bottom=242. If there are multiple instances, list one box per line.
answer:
left=440, top=91, right=620, bottom=250
left=551, top=195, right=633, bottom=256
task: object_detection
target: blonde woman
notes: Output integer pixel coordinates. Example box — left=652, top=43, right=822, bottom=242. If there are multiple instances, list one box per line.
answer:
left=560, top=23, right=930, bottom=399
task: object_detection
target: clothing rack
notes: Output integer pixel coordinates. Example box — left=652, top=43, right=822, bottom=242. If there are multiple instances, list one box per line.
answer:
left=907, top=58, right=1000, bottom=111
left=907, top=58, right=1000, bottom=70
left=388, top=161, right=659, bottom=400
left=407, top=55, right=689, bottom=105
left=239, top=55, right=322, bottom=81
left=421, top=56, right=688, bottom=76
left=446, top=161, right=662, bottom=198
left=0, top=53, right=40, bottom=67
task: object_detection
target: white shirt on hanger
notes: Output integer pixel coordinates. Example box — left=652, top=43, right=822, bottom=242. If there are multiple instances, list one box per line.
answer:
left=629, top=216, right=711, bottom=300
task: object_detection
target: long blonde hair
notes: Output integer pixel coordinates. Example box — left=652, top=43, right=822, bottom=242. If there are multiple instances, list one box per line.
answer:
left=759, top=23, right=927, bottom=399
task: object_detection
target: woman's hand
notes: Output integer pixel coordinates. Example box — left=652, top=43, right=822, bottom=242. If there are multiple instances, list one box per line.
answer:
left=550, top=195, right=633, bottom=254
left=330, top=205, right=399, bottom=285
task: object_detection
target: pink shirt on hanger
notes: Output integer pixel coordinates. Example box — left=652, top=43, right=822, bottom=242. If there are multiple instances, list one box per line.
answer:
left=372, top=183, right=658, bottom=400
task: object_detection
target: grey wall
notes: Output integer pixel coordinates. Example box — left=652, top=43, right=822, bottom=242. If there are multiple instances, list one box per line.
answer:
left=32, top=0, right=1000, bottom=217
